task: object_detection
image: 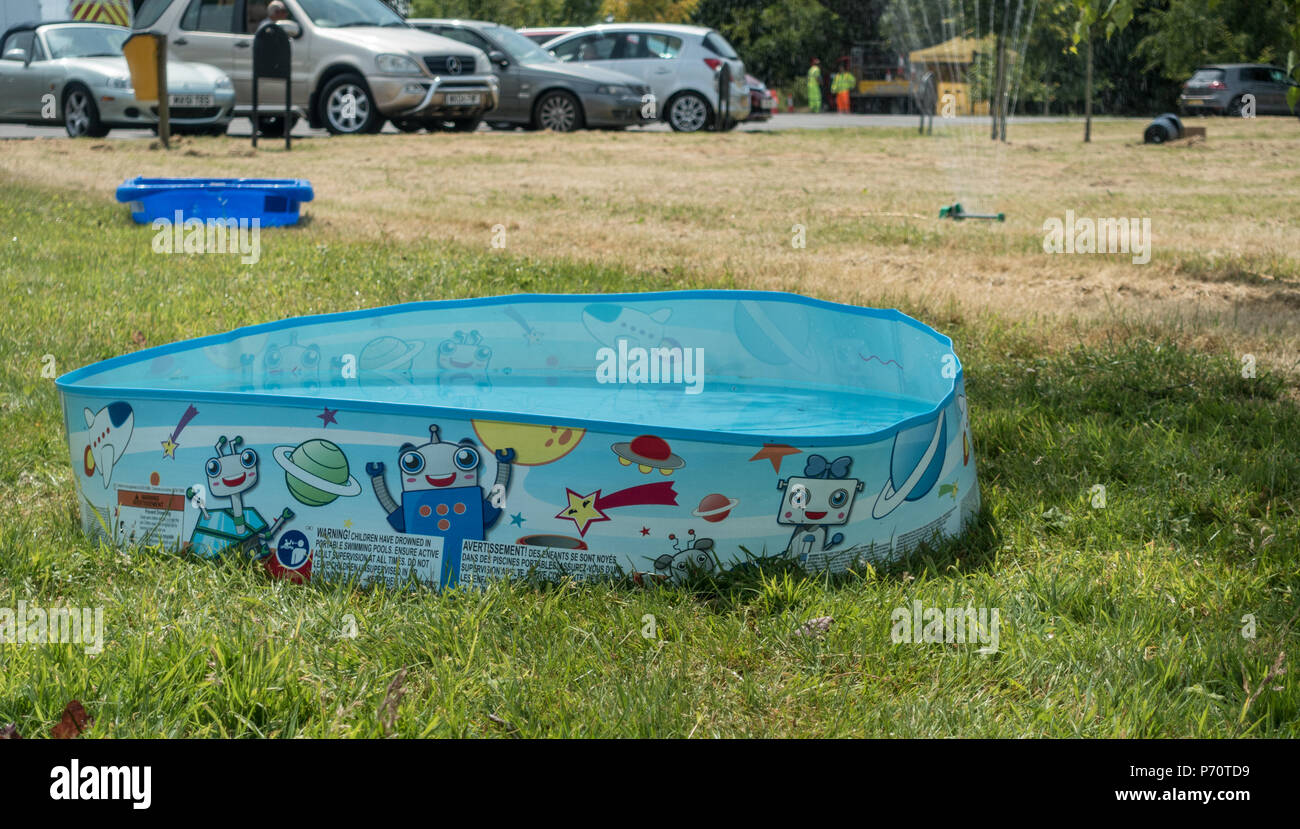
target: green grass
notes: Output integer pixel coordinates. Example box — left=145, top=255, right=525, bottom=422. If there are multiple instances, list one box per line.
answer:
left=0, top=182, right=1296, bottom=737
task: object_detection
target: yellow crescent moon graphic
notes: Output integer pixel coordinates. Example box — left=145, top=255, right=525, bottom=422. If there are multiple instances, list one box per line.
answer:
left=472, top=420, right=586, bottom=466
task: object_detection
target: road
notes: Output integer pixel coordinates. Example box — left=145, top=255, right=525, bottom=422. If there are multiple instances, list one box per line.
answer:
left=0, top=111, right=1080, bottom=140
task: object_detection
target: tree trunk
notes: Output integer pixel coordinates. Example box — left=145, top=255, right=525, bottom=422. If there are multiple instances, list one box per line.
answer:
left=991, top=33, right=1004, bottom=140
left=1084, top=35, right=1094, bottom=143
left=997, top=6, right=1010, bottom=141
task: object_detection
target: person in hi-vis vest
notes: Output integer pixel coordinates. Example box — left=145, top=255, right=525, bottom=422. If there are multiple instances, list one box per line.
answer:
left=831, top=58, right=855, bottom=114
left=806, top=57, right=823, bottom=113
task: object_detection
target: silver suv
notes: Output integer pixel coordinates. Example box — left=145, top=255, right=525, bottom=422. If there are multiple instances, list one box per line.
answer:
left=132, top=0, right=499, bottom=134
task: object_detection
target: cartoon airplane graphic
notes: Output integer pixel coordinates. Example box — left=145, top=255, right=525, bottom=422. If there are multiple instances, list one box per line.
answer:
left=83, top=402, right=134, bottom=487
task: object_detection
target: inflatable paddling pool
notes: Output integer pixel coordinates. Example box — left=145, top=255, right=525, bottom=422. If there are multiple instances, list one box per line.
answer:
left=56, top=291, right=980, bottom=590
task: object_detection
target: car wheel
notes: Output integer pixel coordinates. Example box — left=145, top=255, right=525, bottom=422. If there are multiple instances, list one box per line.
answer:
left=392, top=118, right=424, bottom=133
left=666, top=92, right=710, bottom=133
left=534, top=90, right=583, bottom=132
left=63, top=84, right=108, bottom=138
left=320, top=74, right=379, bottom=135
left=1225, top=96, right=1244, bottom=117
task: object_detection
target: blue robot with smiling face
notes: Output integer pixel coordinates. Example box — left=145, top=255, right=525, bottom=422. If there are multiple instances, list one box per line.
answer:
left=366, top=424, right=514, bottom=586
left=776, top=454, right=864, bottom=563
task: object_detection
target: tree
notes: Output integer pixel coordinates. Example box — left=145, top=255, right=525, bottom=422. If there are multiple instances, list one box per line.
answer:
left=601, top=0, right=700, bottom=22
left=1135, top=0, right=1294, bottom=83
left=409, top=0, right=605, bottom=27
left=1069, top=0, right=1135, bottom=142
left=693, top=0, right=838, bottom=88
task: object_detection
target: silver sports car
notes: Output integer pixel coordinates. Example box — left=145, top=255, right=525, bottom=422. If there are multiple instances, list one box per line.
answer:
left=0, top=21, right=235, bottom=137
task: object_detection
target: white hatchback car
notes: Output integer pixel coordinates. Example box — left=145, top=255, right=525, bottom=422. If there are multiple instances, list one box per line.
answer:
left=543, top=23, right=749, bottom=132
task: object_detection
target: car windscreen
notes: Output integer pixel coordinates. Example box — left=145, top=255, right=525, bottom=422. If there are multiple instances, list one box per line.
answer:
left=489, top=25, right=555, bottom=64
left=44, top=26, right=128, bottom=59
left=133, top=0, right=173, bottom=29
left=703, top=31, right=738, bottom=60
left=1188, top=68, right=1225, bottom=83
left=296, top=0, right=406, bottom=28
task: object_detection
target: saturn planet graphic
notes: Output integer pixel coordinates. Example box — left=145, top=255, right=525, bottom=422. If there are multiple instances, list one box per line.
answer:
left=693, top=492, right=739, bottom=523
left=871, top=413, right=946, bottom=519
left=274, top=439, right=362, bottom=506
left=612, top=434, right=685, bottom=475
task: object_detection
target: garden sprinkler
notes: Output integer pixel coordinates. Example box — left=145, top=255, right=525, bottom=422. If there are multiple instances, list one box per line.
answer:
left=939, top=202, right=1005, bottom=222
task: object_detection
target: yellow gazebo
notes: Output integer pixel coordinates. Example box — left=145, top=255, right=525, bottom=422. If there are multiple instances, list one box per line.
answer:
left=907, top=35, right=996, bottom=116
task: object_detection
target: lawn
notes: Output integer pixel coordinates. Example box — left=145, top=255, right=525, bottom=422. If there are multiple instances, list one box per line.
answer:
left=0, top=119, right=1296, bottom=737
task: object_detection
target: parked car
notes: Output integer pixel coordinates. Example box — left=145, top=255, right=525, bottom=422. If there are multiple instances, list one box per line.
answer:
left=0, top=21, right=235, bottom=137
left=517, top=26, right=580, bottom=46
left=1179, top=64, right=1299, bottom=117
left=408, top=18, right=650, bottom=132
left=542, top=23, right=749, bottom=132
left=745, top=73, right=771, bottom=121
left=130, top=0, right=499, bottom=134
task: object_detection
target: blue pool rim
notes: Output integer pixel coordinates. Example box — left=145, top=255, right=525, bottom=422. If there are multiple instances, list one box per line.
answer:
left=56, top=290, right=963, bottom=449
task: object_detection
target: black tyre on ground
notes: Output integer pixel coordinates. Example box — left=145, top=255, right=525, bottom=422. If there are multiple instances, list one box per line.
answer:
left=1143, top=115, right=1178, bottom=144
left=1156, top=112, right=1184, bottom=137
left=666, top=91, right=710, bottom=133
left=319, top=74, right=381, bottom=135
left=63, top=83, right=109, bottom=138
left=533, top=90, right=583, bottom=132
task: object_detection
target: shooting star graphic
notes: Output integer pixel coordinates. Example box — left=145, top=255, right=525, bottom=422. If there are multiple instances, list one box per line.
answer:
left=161, top=404, right=199, bottom=459
left=504, top=306, right=543, bottom=345
left=555, top=482, right=677, bottom=536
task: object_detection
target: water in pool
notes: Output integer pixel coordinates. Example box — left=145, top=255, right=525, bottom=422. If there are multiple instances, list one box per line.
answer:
left=242, top=372, right=933, bottom=437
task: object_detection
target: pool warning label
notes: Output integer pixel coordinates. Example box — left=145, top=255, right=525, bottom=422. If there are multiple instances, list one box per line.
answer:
left=312, top=526, right=444, bottom=587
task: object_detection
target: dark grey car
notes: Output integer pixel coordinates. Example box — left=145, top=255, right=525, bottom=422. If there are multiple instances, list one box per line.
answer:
left=407, top=19, right=650, bottom=131
left=1179, top=64, right=1299, bottom=117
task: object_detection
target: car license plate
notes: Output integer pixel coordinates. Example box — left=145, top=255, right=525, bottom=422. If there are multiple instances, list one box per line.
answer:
left=445, top=93, right=481, bottom=106
left=169, top=94, right=213, bottom=107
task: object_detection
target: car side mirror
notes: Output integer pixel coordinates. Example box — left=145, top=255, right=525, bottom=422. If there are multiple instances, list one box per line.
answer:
left=277, top=20, right=301, bottom=38
left=489, top=49, right=508, bottom=68
left=3, top=47, right=28, bottom=63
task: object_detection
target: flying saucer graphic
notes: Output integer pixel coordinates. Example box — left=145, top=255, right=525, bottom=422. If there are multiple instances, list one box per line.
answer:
left=274, top=439, right=362, bottom=506
left=612, top=435, right=685, bottom=475
left=872, top=413, right=947, bottom=519
left=692, top=492, right=739, bottom=523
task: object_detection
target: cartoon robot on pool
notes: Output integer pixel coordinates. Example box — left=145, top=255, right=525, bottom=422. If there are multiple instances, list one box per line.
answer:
left=776, top=454, right=864, bottom=563
left=185, top=435, right=294, bottom=561
left=367, top=424, right=515, bottom=584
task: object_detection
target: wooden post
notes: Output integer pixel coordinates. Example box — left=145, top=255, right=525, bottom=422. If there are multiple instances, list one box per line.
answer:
left=156, top=34, right=169, bottom=149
